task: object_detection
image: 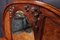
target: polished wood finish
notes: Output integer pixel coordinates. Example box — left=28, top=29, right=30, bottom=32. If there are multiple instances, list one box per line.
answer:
left=2, top=1, right=60, bottom=40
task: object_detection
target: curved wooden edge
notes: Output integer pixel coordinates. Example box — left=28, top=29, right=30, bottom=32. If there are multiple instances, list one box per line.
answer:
left=3, top=0, right=60, bottom=35
left=2, top=1, right=60, bottom=40
left=4, top=1, right=60, bottom=17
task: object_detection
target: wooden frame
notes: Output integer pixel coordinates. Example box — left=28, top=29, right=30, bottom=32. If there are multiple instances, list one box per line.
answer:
left=3, top=1, right=60, bottom=40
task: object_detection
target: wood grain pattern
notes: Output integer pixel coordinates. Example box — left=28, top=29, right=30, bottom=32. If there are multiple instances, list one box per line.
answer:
left=3, top=1, right=60, bottom=40
left=13, top=32, right=34, bottom=40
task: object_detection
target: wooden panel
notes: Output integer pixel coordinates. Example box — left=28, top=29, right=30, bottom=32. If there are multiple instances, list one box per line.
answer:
left=12, top=32, right=34, bottom=40
left=42, top=8, right=60, bottom=40
left=42, top=18, right=60, bottom=40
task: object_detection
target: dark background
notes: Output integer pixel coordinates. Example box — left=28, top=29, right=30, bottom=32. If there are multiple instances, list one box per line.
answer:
left=0, top=0, right=60, bottom=37
left=43, top=0, right=60, bottom=9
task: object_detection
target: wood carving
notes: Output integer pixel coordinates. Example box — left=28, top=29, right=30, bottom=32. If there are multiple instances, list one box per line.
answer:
left=2, top=1, right=60, bottom=40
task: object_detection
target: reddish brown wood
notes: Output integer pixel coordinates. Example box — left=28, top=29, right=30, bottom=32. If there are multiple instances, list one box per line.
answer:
left=3, top=1, right=60, bottom=40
